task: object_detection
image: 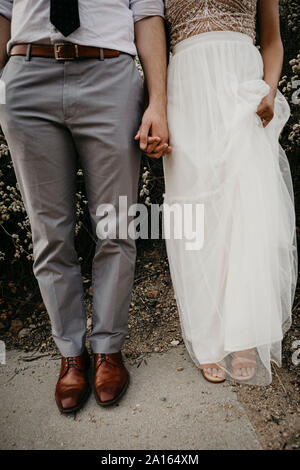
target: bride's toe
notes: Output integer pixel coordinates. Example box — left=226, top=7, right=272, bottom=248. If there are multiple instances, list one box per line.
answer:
left=201, top=363, right=226, bottom=383
left=231, top=351, right=257, bottom=381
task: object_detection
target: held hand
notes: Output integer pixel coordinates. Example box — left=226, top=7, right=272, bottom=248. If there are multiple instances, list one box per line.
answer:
left=256, top=92, right=276, bottom=128
left=137, top=136, right=172, bottom=159
left=142, top=136, right=163, bottom=155
left=135, top=103, right=172, bottom=159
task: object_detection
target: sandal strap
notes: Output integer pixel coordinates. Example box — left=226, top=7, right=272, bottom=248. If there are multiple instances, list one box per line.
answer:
left=202, top=360, right=226, bottom=370
left=231, top=357, right=256, bottom=366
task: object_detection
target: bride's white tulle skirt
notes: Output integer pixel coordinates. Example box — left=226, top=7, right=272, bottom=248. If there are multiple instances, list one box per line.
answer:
left=163, top=31, right=297, bottom=385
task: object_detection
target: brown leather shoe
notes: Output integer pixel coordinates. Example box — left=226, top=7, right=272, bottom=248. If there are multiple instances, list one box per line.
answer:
left=94, top=352, right=129, bottom=406
left=55, top=349, right=91, bottom=413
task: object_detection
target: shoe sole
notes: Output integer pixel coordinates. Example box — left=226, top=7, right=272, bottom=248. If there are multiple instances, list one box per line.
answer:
left=201, top=370, right=226, bottom=384
left=94, top=374, right=130, bottom=407
left=56, top=385, right=92, bottom=414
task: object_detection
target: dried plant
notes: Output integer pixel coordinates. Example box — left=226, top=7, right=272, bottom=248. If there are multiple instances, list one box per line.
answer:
left=0, top=1, right=299, bottom=267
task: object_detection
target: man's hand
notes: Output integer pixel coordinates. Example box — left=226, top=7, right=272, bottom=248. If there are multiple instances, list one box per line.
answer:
left=134, top=16, right=170, bottom=158
left=135, top=103, right=172, bottom=158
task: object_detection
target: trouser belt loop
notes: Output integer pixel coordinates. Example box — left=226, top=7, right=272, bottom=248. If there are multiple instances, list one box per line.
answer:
left=99, top=48, right=104, bottom=61
left=25, top=44, right=32, bottom=61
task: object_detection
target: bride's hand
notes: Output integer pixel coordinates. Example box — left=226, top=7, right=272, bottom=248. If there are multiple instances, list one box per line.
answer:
left=256, top=91, right=275, bottom=127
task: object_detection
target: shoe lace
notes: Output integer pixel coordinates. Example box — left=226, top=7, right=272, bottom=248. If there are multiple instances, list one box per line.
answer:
left=95, top=354, right=122, bottom=369
left=95, top=354, right=107, bottom=368
left=66, top=356, right=81, bottom=369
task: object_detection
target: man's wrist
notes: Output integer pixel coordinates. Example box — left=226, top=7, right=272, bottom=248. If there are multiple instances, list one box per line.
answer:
left=148, top=94, right=167, bottom=109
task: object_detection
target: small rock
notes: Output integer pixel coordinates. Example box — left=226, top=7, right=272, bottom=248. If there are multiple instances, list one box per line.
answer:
left=171, top=340, right=179, bottom=346
left=146, top=290, right=159, bottom=299
left=18, top=328, right=31, bottom=339
left=177, top=367, right=184, bottom=372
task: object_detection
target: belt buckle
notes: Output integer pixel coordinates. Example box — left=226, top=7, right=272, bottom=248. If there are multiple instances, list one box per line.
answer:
left=54, top=43, right=79, bottom=61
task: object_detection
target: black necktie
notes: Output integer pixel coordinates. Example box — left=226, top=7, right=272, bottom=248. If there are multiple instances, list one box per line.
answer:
left=50, top=0, right=81, bottom=37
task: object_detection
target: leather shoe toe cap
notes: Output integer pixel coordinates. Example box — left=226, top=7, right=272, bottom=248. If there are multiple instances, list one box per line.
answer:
left=96, top=387, right=118, bottom=404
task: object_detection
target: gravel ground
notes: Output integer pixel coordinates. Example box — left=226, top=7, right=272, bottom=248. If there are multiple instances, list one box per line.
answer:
left=0, top=240, right=299, bottom=450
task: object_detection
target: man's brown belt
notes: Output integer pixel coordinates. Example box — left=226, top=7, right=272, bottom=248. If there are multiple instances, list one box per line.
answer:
left=9, top=43, right=121, bottom=61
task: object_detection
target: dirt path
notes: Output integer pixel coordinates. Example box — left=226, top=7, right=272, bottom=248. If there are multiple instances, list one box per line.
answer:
left=0, top=347, right=262, bottom=450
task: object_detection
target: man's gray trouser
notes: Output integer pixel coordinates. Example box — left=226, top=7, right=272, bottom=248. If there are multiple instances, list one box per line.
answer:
left=0, top=54, right=144, bottom=356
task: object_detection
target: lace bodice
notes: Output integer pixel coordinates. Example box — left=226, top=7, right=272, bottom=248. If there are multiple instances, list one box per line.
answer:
left=165, top=0, right=257, bottom=50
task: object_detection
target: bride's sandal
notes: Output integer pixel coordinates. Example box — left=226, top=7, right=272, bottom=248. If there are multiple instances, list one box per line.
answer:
left=201, top=362, right=226, bottom=383
left=231, top=349, right=256, bottom=381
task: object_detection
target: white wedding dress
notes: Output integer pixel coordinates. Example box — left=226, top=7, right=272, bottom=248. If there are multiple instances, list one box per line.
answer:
left=163, top=0, right=297, bottom=385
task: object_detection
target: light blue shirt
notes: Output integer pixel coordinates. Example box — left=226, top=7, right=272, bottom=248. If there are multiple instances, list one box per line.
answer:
left=0, top=0, right=165, bottom=56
